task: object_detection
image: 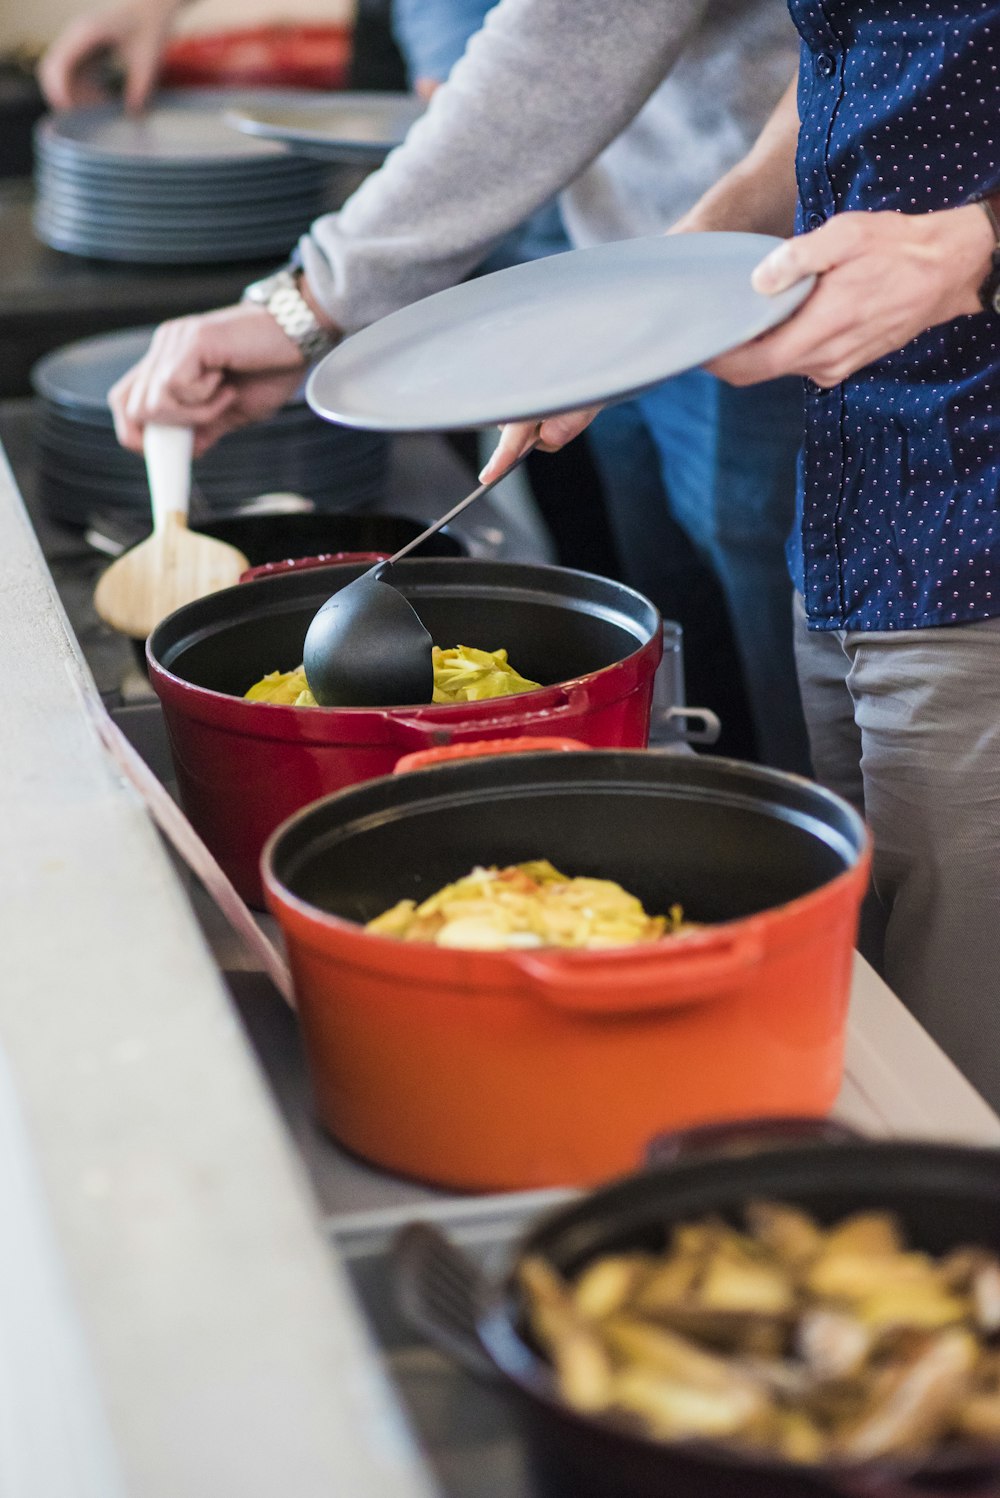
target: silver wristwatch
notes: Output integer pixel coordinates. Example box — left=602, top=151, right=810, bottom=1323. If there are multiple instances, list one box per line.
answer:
left=241, top=267, right=335, bottom=362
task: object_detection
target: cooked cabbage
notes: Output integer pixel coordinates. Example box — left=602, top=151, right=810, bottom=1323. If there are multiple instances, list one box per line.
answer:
left=244, top=644, right=541, bottom=707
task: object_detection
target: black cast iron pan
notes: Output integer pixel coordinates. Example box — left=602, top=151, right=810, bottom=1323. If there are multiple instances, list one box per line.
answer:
left=394, top=1119, right=1000, bottom=1498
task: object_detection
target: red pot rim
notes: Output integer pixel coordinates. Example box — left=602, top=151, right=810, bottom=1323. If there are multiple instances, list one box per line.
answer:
left=147, top=639, right=661, bottom=744
left=146, top=556, right=664, bottom=740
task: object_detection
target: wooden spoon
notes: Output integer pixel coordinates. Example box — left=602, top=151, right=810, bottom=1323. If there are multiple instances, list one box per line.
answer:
left=93, top=424, right=249, bottom=638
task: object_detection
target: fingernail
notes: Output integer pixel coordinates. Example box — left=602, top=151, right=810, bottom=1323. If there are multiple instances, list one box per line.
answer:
left=752, top=245, right=793, bottom=295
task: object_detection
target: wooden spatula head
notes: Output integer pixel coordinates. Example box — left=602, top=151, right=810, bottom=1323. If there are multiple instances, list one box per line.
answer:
left=93, top=422, right=249, bottom=638
left=94, top=514, right=249, bottom=638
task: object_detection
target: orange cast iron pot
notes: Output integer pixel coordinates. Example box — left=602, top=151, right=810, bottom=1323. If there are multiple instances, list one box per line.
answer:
left=262, top=742, right=872, bottom=1192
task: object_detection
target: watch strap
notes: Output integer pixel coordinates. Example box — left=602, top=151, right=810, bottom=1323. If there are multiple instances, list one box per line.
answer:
left=241, top=268, right=335, bottom=363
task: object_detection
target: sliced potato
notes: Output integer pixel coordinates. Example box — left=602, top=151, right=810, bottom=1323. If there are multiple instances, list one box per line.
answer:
left=821, top=1212, right=905, bottom=1258
left=518, top=1256, right=615, bottom=1412
left=699, top=1252, right=797, bottom=1315
left=806, top=1249, right=939, bottom=1302
left=602, top=1315, right=758, bottom=1394
left=612, top=1366, right=768, bottom=1440
left=744, top=1200, right=826, bottom=1271
left=572, top=1254, right=652, bottom=1321
left=834, top=1331, right=977, bottom=1460
left=633, top=1253, right=702, bottom=1313
left=856, top=1284, right=969, bottom=1332
left=640, top=1303, right=793, bottom=1356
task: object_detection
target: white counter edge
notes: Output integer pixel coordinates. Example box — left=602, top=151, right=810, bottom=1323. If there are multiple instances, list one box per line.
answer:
left=0, top=445, right=437, bottom=1497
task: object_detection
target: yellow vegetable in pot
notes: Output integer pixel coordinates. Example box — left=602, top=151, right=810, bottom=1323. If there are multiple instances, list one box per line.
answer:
left=429, top=645, right=540, bottom=702
left=244, top=645, right=541, bottom=706
left=366, top=859, right=691, bottom=950
left=244, top=667, right=316, bottom=707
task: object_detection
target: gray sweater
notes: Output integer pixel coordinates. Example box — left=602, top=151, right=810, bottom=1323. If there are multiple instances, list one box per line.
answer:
left=301, top=0, right=799, bottom=334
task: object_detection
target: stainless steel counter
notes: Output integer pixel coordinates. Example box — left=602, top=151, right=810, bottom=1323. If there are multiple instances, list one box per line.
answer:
left=3, top=433, right=999, bottom=1498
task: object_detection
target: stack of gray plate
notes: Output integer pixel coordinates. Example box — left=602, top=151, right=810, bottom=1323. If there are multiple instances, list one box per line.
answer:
left=32, top=326, right=388, bottom=529
left=33, top=89, right=340, bottom=263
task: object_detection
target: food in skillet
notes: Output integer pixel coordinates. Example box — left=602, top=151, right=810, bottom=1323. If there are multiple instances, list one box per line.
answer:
left=365, top=858, right=692, bottom=950
left=244, top=645, right=541, bottom=706
left=518, top=1203, right=1000, bottom=1464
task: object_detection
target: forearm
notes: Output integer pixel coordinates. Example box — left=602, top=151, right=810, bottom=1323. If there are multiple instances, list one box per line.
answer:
left=671, top=72, right=800, bottom=237
left=300, top=0, right=709, bottom=334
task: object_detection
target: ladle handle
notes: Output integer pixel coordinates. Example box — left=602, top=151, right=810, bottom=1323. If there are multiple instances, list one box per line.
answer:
left=386, top=440, right=538, bottom=566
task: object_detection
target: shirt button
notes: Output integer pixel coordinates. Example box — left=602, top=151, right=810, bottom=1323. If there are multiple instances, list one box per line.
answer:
left=816, top=52, right=837, bottom=77
left=806, top=211, right=826, bottom=230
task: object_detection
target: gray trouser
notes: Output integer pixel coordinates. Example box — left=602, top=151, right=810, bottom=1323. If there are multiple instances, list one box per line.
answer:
left=792, top=593, right=1000, bottom=1110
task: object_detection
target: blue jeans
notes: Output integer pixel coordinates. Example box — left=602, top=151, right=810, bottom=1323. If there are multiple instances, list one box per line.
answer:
left=588, top=370, right=809, bottom=774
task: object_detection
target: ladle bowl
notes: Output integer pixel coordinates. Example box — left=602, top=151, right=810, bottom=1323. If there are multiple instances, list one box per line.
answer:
left=302, top=446, right=534, bottom=706
left=303, top=561, right=433, bottom=707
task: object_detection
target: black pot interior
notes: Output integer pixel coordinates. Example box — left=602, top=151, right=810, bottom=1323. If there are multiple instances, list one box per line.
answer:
left=192, top=512, right=466, bottom=567
left=519, top=1140, right=1000, bottom=1270
left=150, top=559, right=659, bottom=704
left=270, top=752, right=865, bottom=927
left=484, top=1142, right=1000, bottom=1498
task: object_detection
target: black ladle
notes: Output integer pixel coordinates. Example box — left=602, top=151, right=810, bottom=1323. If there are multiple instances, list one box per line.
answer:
left=303, top=444, right=536, bottom=706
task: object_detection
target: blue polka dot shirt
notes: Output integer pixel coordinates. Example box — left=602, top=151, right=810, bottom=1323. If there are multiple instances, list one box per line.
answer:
left=787, top=1, right=1000, bottom=631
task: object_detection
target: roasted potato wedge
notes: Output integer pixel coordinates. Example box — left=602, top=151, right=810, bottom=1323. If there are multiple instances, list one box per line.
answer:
left=517, top=1204, right=1000, bottom=1468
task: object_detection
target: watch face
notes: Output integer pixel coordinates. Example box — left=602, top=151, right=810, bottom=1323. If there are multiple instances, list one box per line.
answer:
left=992, top=285, right=1000, bottom=315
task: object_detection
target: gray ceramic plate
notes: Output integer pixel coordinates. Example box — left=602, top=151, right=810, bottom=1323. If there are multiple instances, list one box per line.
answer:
left=307, top=232, right=814, bottom=432
left=224, top=91, right=425, bottom=162
left=34, top=89, right=330, bottom=166
left=36, top=234, right=302, bottom=264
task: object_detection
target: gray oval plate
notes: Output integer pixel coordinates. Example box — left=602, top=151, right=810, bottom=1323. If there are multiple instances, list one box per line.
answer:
left=224, top=91, right=425, bottom=162
left=307, top=232, right=814, bottom=432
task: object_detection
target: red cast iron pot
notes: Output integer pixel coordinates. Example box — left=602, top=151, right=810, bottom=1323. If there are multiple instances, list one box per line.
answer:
left=147, top=557, right=663, bottom=905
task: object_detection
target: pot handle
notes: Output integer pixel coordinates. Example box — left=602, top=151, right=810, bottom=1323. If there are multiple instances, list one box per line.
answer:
left=392, top=1222, right=501, bottom=1384
left=238, top=551, right=390, bottom=583
left=655, top=705, right=722, bottom=747
left=388, top=682, right=614, bottom=750
left=515, top=928, right=764, bottom=1015
left=393, top=736, right=591, bottom=774
left=644, top=1115, right=862, bottom=1170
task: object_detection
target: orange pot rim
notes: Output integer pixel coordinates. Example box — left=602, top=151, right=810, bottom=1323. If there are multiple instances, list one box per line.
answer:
left=263, top=837, right=873, bottom=992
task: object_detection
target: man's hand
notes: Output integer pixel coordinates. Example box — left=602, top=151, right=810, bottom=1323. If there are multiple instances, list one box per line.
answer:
left=109, top=303, right=308, bottom=455
left=709, top=203, right=996, bottom=388
left=38, top=0, right=182, bottom=112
